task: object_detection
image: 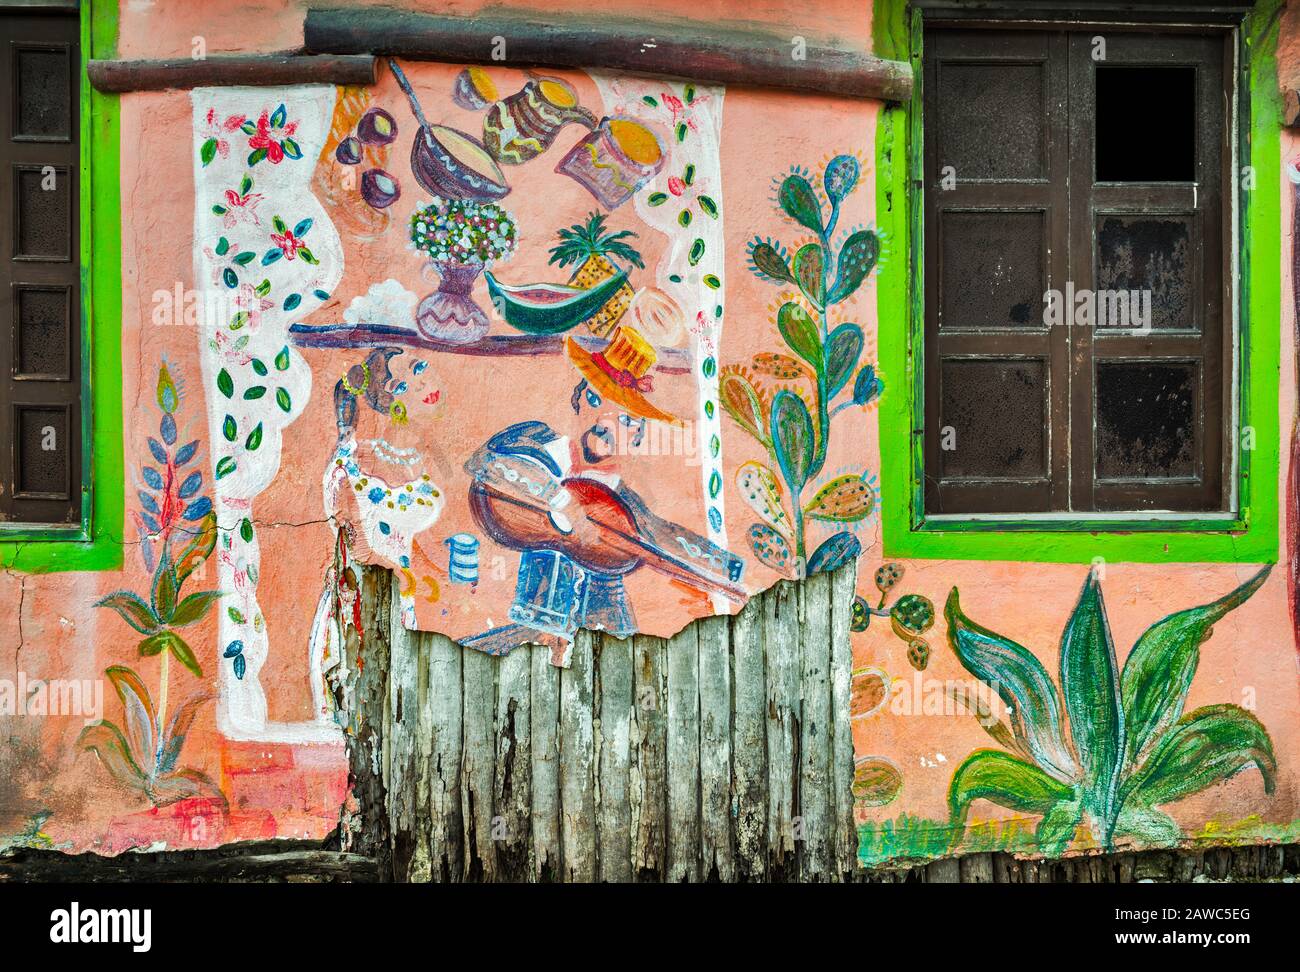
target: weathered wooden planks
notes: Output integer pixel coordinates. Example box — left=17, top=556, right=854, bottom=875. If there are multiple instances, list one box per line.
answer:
left=353, top=560, right=861, bottom=882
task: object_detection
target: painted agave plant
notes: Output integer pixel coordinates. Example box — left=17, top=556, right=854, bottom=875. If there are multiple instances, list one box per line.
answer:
left=945, top=566, right=1277, bottom=854
left=78, top=667, right=226, bottom=809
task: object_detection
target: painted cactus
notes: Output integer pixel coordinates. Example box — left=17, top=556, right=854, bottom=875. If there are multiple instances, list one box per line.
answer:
left=723, top=154, right=883, bottom=578
left=944, top=567, right=1277, bottom=854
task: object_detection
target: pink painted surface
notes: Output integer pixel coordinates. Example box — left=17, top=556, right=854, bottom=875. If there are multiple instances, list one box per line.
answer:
left=0, top=0, right=1295, bottom=861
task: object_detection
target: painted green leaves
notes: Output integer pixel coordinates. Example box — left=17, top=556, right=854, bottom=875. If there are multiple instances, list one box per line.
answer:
left=776, top=302, right=820, bottom=371
left=824, top=323, right=864, bottom=398
left=948, top=750, right=1075, bottom=824
left=1120, top=567, right=1270, bottom=763
left=214, top=348, right=293, bottom=477
left=1059, top=573, right=1125, bottom=829
left=826, top=230, right=879, bottom=305
left=778, top=173, right=824, bottom=233
left=944, top=567, right=1275, bottom=854
left=95, top=546, right=221, bottom=679
left=727, top=155, right=881, bottom=578
left=770, top=390, right=815, bottom=495
left=945, top=589, right=1077, bottom=783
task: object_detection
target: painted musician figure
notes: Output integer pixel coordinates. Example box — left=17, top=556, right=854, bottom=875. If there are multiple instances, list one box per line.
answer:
left=462, top=325, right=744, bottom=653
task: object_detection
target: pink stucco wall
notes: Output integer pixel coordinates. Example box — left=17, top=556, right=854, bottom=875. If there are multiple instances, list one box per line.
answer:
left=1, top=0, right=1295, bottom=861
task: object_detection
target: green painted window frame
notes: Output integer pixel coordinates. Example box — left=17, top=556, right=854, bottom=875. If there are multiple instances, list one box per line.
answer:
left=874, top=0, right=1282, bottom=564
left=0, top=0, right=123, bottom=571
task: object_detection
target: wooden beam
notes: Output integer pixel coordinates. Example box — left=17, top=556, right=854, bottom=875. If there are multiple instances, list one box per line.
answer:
left=303, top=7, right=913, bottom=103
left=1284, top=89, right=1300, bottom=129
left=86, top=54, right=378, bottom=93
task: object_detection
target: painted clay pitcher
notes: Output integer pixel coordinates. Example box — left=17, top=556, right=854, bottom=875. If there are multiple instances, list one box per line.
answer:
left=556, top=116, right=665, bottom=210
left=482, top=74, right=597, bottom=165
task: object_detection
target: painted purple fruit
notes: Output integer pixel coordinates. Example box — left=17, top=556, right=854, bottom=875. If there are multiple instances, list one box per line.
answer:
left=357, top=107, right=398, bottom=145
left=360, top=168, right=401, bottom=209
left=335, top=135, right=363, bottom=165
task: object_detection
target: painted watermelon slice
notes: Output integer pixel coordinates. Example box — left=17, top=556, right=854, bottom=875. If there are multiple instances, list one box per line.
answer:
left=485, top=270, right=630, bottom=335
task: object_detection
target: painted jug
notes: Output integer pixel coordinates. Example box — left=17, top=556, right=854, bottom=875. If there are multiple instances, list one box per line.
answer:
left=482, top=74, right=597, bottom=165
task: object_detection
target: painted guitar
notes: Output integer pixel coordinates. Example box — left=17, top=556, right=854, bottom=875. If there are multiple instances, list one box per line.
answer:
left=467, top=435, right=746, bottom=602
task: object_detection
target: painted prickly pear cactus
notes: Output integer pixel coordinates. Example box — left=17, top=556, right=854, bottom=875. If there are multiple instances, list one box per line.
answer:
left=944, top=567, right=1277, bottom=854
left=851, top=563, right=935, bottom=670
left=722, top=154, right=883, bottom=579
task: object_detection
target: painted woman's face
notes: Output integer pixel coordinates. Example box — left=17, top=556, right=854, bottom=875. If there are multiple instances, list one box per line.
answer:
left=354, top=352, right=445, bottom=475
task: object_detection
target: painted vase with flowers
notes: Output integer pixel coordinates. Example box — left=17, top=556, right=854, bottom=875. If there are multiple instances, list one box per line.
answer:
left=409, top=197, right=517, bottom=344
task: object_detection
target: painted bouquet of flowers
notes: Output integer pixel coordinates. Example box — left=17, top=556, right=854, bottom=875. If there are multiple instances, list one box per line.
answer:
left=409, top=198, right=518, bottom=345
left=408, top=197, right=517, bottom=265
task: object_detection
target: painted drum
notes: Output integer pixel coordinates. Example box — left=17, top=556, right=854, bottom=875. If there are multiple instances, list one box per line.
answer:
left=444, top=532, right=480, bottom=583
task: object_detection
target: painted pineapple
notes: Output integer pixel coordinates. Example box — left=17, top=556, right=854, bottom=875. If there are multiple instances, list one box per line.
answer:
left=548, top=212, right=644, bottom=336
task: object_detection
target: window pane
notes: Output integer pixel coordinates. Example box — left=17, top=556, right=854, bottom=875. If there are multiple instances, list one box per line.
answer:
left=15, top=164, right=71, bottom=260
left=15, top=405, right=69, bottom=497
left=1095, top=66, right=1195, bottom=182
left=940, top=359, right=1047, bottom=478
left=1095, top=362, right=1196, bottom=479
left=14, top=285, right=71, bottom=378
left=940, top=210, right=1045, bottom=329
left=1096, top=215, right=1194, bottom=330
left=14, top=45, right=72, bottom=140
left=937, top=62, right=1045, bottom=181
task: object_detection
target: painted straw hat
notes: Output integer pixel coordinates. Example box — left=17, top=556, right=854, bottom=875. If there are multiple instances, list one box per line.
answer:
left=565, top=325, right=683, bottom=427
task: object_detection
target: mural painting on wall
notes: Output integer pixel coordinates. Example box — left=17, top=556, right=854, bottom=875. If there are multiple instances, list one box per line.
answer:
left=185, top=59, right=885, bottom=744
left=46, top=53, right=1288, bottom=861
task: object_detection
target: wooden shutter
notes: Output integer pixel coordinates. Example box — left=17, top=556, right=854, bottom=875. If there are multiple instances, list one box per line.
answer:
left=923, top=24, right=1231, bottom=516
left=0, top=10, right=81, bottom=526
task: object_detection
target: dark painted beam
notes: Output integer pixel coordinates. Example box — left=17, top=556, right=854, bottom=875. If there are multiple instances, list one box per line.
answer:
left=87, top=54, right=378, bottom=93
left=303, top=7, right=913, bottom=103
left=1284, top=90, right=1300, bottom=129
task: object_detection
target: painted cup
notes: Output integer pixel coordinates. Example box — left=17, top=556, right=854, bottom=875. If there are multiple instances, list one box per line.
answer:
left=555, top=117, right=665, bottom=210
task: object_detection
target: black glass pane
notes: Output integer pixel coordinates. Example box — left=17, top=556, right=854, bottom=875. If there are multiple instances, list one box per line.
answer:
left=1095, top=67, right=1196, bottom=182
left=15, top=165, right=71, bottom=259
left=940, top=359, right=1047, bottom=478
left=1095, top=363, right=1196, bottom=479
left=15, top=406, right=69, bottom=497
left=937, top=62, right=1045, bottom=181
left=1097, top=215, right=1194, bottom=330
left=940, top=210, right=1045, bottom=329
left=15, top=46, right=72, bottom=140
left=15, top=285, right=70, bottom=377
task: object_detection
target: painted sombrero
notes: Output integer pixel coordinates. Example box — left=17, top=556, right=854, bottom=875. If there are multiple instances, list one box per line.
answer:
left=565, top=325, right=683, bottom=427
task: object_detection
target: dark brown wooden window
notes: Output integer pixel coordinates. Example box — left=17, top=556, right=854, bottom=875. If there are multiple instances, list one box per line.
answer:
left=923, top=25, right=1232, bottom=517
left=1, top=9, right=80, bottom=526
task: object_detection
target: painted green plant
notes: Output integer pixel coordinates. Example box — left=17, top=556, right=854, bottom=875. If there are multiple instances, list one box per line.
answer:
left=78, top=666, right=226, bottom=809
left=722, top=154, right=883, bottom=578
left=945, top=567, right=1277, bottom=854
left=84, top=363, right=226, bottom=810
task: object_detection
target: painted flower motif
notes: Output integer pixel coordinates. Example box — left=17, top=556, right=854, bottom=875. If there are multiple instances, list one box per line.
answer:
left=271, top=227, right=308, bottom=260
left=210, top=329, right=253, bottom=367
left=199, top=108, right=247, bottom=166
left=243, top=104, right=302, bottom=165
left=231, top=282, right=274, bottom=332
left=219, top=187, right=264, bottom=228
left=263, top=216, right=318, bottom=266
left=204, top=236, right=258, bottom=289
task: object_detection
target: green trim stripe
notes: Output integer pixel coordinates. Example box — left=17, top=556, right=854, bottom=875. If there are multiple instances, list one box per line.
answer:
left=875, top=0, right=1282, bottom=564
left=2, top=0, right=123, bottom=571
